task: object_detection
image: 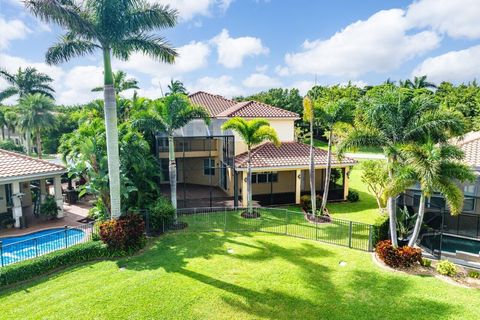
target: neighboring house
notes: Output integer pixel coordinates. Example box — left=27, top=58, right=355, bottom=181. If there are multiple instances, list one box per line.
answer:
left=156, top=91, right=357, bottom=208
left=0, top=149, right=66, bottom=228
left=403, top=132, right=480, bottom=261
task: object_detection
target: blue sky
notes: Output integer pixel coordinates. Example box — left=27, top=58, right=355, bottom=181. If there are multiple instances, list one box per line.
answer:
left=1, top=0, right=480, bottom=104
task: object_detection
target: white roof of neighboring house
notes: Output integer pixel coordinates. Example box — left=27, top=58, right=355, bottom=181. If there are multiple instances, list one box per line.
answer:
left=0, top=149, right=66, bottom=183
left=450, top=131, right=480, bottom=170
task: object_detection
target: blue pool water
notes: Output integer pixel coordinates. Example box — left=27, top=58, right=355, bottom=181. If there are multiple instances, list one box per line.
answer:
left=421, top=234, right=480, bottom=255
left=0, top=228, right=85, bottom=266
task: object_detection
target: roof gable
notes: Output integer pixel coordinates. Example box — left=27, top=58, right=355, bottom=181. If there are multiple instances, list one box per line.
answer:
left=451, top=131, right=480, bottom=170
left=189, top=91, right=237, bottom=117
left=0, top=149, right=65, bottom=180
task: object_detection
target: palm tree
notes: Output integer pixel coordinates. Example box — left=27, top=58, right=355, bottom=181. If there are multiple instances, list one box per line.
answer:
left=18, top=93, right=56, bottom=159
left=303, top=96, right=316, bottom=215
left=166, top=80, right=187, bottom=95
left=25, top=0, right=178, bottom=218
left=0, top=109, right=5, bottom=140
left=91, top=70, right=139, bottom=93
left=4, top=110, right=18, bottom=140
left=0, top=67, right=55, bottom=101
left=315, top=99, right=353, bottom=214
left=222, top=118, right=280, bottom=214
left=388, top=142, right=475, bottom=246
left=338, top=86, right=464, bottom=247
left=401, top=75, right=437, bottom=90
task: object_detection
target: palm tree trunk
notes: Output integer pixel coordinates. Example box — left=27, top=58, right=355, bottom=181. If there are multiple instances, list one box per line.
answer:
left=35, top=129, right=42, bottom=159
left=103, top=48, right=122, bottom=219
left=309, top=121, right=316, bottom=215
left=168, top=135, right=178, bottom=222
left=408, top=194, right=425, bottom=247
left=1, top=127, right=4, bottom=140
left=387, top=157, right=398, bottom=247
left=247, top=147, right=253, bottom=214
left=25, top=129, right=31, bottom=156
left=320, top=130, right=333, bottom=214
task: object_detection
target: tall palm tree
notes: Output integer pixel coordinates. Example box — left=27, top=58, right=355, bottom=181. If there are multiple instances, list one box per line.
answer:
left=0, top=67, right=55, bottom=101
left=222, top=118, right=280, bottom=214
left=303, top=96, right=316, bottom=215
left=338, top=86, right=464, bottom=247
left=0, top=109, right=5, bottom=140
left=401, top=75, right=437, bottom=90
left=166, top=79, right=187, bottom=95
left=388, top=142, right=475, bottom=246
left=25, top=0, right=178, bottom=218
left=315, top=99, right=354, bottom=214
left=91, top=70, right=139, bottom=93
left=18, top=93, right=56, bottom=159
left=4, top=110, right=18, bottom=140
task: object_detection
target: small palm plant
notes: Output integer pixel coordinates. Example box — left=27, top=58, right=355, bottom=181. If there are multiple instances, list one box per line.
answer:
left=25, top=0, right=178, bottom=218
left=92, top=71, right=139, bottom=93
left=18, top=93, right=56, bottom=158
left=387, top=142, right=475, bottom=247
left=222, top=118, right=280, bottom=215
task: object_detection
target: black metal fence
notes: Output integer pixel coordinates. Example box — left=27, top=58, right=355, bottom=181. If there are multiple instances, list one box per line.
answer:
left=145, top=207, right=374, bottom=252
left=0, top=223, right=94, bottom=267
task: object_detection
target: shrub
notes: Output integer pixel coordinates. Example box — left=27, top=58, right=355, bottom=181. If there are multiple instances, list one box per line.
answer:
left=0, top=241, right=120, bottom=287
left=420, top=258, right=432, bottom=268
left=436, top=260, right=457, bottom=276
left=40, top=195, right=59, bottom=218
left=347, top=190, right=359, bottom=202
left=0, top=140, right=24, bottom=153
left=148, top=196, right=175, bottom=233
left=375, top=240, right=422, bottom=268
left=99, top=214, right=146, bottom=252
left=299, top=194, right=322, bottom=213
left=467, top=271, right=479, bottom=279
left=372, top=214, right=389, bottom=246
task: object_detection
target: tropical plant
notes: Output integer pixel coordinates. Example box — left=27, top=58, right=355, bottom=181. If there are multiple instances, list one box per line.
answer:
left=314, top=98, right=354, bottom=214
left=134, top=94, right=209, bottom=221
left=400, top=75, right=437, bottom=90
left=395, top=206, right=417, bottom=241
left=361, top=160, right=389, bottom=211
left=3, top=110, right=18, bottom=139
left=387, top=142, right=475, bottom=246
left=0, top=139, right=24, bottom=153
left=26, top=0, right=178, bottom=218
left=303, top=96, right=316, bottom=214
left=166, top=80, right=187, bottom=95
left=18, top=93, right=56, bottom=158
left=338, top=86, right=465, bottom=247
left=222, top=118, right=280, bottom=214
left=0, top=109, right=5, bottom=139
left=0, top=67, right=55, bottom=101
left=40, top=195, right=59, bottom=219
left=92, top=70, right=139, bottom=93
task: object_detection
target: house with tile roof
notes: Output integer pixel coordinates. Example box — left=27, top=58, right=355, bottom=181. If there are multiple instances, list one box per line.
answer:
left=0, top=149, right=66, bottom=228
left=156, top=91, right=357, bottom=208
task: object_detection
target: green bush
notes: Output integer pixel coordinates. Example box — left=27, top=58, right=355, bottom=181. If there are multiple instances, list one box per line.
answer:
left=99, top=214, right=146, bottom=252
left=467, top=270, right=479, bottom=279
left=436, top=260, right=457, bottom=276
left=0, top=140, right=24, bottom=153
left=0, top=241, right=122, bottom=287
left=299, top=194, right=321, bottom=213
left=346, top=190, right=359, bottom=202
left=420, top=258, right=432, bottom=268
left=372, top=214, right=389, bottom=246
left=148, top=196, right=175, bottom=233
left=40, top=195, right=59, bottom=218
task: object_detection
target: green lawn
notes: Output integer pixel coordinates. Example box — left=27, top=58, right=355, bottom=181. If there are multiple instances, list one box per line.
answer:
left=1, top=233, right=478, bottom=320
left=314, top=139, right=382, bottom=154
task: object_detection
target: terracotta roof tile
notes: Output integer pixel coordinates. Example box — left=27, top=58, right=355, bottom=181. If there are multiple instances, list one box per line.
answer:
left=0, top=149, right=65, bottom=180
left=450, top=132, right=480, bottom=169
left=189, top=91, right=237, bottom=117
left=235, top=142, right=357, bottom=169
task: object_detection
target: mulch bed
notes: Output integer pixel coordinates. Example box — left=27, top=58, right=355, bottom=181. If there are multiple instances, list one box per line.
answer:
left=241, top=210, right=261, bottom=219
left=302, top=207, right=332, bottom=224
left=169, top=222, right=189, bottom=230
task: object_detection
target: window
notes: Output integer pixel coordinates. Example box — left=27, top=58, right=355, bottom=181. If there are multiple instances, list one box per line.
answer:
left=204, top=159, right=215, bottom=176
left=464, top=184, right=476, bottom=196
left=463, top=197, right=476, bottom=212
left=252, top=172, right=278, bottom=184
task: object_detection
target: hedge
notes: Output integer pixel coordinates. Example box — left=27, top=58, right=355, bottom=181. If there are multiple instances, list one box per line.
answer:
left=372, top=214, right=389, bottom=246
left=0, top=241, right=123, bottom=288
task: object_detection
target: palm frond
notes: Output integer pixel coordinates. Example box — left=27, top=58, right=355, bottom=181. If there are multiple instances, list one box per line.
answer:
left=112, top=34, right=177, bottom=63
left=46, top=35, right=99, bottom=65
left=127, top=3, right=178, bottom=34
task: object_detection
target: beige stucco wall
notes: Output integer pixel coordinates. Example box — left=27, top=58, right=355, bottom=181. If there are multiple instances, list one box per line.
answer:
left=0, top=185, right=7, bottom=214
left=178, top=157, right=221, bottom=186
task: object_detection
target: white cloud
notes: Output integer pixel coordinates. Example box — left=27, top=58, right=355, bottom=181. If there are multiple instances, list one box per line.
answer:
left=0, top=17, right=31, bottom=50
left=275, top=65, right=290, bottom=77
left=288, top=80, right=314, bottom=96
left=211, top=29, right=269, bottom=68
left=56, top=66, right=103, bottom=105
left=188, top=75, right=244, bottom=97
left=284, top=9, right=440, bottom=77
left=158, top=0, right=233, bottom=21
left=406, top=0, right=480, bottom=39
left=255, top=65, right=268, bottom=73
left=115, top=41, right=210, bottom=78
left=242, top=73, right=281, bottom=89
left=412, top=45, right=480, bottom=83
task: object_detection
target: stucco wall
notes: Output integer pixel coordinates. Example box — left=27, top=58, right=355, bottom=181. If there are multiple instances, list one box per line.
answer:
left=0, top=185, right=7, bottom=214
left=178, top=157, right=221, bottom=187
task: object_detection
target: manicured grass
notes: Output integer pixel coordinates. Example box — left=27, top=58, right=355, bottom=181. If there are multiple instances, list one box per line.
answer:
left=0, top=233, right=478, bottom=320
left=314, top=139, right=382, bottom=154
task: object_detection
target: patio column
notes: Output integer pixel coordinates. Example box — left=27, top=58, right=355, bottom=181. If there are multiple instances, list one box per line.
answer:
left=343, top=167, right=350, bottom=200
left=242, top=171, right=248, bottom=208
left=11, top=182, right=22, bottom=228
left=39, top=179, right=47, bottom=203
left=54, top=175, right=64, bottom=218
left=295, top=169, right=302, bottom=204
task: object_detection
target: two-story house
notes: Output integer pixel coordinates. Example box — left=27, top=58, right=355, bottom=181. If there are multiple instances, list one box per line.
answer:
left=156, top=91, right=357, bottom=208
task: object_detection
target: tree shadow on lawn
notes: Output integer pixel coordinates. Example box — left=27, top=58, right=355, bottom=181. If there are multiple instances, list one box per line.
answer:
left=123, top=233, right=455, bottom=320
left=328, top=188, right=378, bottom=214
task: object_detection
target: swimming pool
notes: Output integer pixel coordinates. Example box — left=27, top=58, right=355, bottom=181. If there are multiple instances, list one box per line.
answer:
left=0, top=228, right=86, bottom=267
left=420, top=233, right=480, bottom=255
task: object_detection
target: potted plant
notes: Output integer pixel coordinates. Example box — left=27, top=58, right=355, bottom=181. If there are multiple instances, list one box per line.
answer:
left=39, top=196, right=59, bottom=220
left=2, top=217, right=16, bottom=229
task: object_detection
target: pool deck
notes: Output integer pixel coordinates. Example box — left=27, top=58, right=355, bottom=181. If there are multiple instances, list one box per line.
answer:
left=0, top=199, right=92, bottom=238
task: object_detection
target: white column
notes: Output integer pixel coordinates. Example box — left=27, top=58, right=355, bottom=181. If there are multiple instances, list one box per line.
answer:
left=343, top=167, right=350, bottom=200
left=54, top=175, right=64, bottom=218
left=39, top=179, right=47, bottom=203
left=11, top=182, right=22, bottom=228
left=295, top=169, right=302, bottom=204
left=242, top=171, right=248, bottom=208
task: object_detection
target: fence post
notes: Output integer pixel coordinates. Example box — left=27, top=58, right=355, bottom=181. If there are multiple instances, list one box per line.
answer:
left=284, top=209, right=288, bottom=235
left=315, top=219, right=318, bottom=241
left=224, top=207, right=227, bottom=231
left=368, top=225, right=373, bottom=252
left=34, top=238, right=39, bottom=257
left=0, top=240, right=3, bottom=267
left=64, top=225, right=68, bottom=248
left=348, top=221, right=353, bottom=248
